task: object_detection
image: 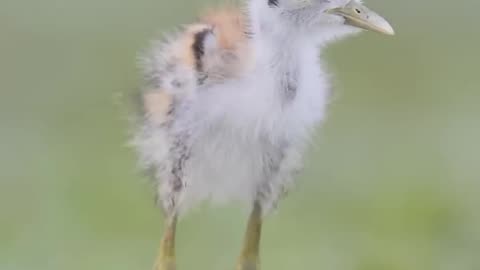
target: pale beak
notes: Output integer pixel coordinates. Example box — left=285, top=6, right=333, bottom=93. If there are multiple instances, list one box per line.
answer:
left=327, top=0, right=395, bottom=36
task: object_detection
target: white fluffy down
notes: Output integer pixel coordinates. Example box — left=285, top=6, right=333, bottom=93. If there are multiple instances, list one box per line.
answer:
left=134, top=0, right=360, bottom=215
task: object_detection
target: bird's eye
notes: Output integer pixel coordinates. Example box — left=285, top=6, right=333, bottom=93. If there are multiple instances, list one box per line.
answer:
left=354, top=8, right=361, bottom=14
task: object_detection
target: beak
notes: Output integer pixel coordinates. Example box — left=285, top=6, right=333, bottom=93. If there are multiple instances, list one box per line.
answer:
left=327, top=0, right=395, bottom=36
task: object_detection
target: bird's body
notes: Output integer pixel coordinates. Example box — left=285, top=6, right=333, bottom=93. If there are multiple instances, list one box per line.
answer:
left=136, top=6, right=330, bottom=214
left=132, top=1, right=394, bottom=269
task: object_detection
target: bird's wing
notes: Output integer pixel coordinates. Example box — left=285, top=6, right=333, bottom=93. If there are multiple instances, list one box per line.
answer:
left=140, top=6, right=251, bottom=125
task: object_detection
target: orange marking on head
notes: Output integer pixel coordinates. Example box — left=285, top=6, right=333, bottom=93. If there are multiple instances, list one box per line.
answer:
left=143, top=90, right=173, bottom=125
left=199, top=7, right=254, bottom=77
left=200, top=7, right=247, bottom=50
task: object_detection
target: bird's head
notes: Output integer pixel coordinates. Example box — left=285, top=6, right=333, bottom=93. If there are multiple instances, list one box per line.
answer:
left=251, top=0, right=394, bottom=43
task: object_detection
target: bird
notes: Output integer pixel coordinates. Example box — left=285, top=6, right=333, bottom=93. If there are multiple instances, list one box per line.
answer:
left=131, top=0, right=394, bottom=269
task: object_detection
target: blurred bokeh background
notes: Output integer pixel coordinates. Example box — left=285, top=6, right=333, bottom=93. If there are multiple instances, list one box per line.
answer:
left=1, top=0, right=479, bottom=269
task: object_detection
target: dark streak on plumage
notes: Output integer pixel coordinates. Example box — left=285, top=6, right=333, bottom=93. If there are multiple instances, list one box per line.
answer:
left=268, top=0, right=279, bottom=7
left=285, top=80, right=297, bottom=100
left=170, top=136, right=190, bottom=193
left=192, top=29, right=211, bottom=72
left=282, top=71, right=298, bottom=102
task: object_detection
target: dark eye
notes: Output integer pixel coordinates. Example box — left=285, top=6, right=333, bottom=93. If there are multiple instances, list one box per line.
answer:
left=355, top=8, right=361, bottom=14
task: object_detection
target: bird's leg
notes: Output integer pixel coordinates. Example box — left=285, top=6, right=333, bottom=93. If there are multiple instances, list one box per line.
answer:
left=236, top=201, right=262, bottom=270
left=154, top=215, right=177, bottom=270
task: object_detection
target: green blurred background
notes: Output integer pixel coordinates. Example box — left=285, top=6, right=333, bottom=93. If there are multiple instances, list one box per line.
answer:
left=1, top=0, right=479, bottom=269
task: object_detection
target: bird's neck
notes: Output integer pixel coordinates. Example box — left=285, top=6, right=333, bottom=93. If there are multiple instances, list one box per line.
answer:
left=249, top=10, right=318, bottom=101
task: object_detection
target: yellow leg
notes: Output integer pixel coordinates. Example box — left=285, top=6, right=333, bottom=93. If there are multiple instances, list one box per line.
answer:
left=236, top=202, right=262, bottom=270
left=153, top=216, right=177, bottom=270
